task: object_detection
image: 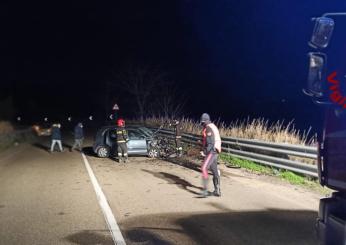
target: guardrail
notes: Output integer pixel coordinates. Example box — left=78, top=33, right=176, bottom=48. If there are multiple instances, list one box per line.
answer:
left=151, top=127, right=318, bottom=178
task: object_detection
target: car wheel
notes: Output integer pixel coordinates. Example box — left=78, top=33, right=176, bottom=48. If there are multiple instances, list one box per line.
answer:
left=97, top=146, right=109, bottom=158
left=148, top=147, right=159, bottom=158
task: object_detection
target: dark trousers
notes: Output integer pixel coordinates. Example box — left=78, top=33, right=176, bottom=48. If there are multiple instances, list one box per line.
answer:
left=202, top=152, right=219, bottom=179
left=201, top=152, right=221, bottom=194
left=117, top=142, right=128, bottom=157
left=175, top=138, right=182, bottom=149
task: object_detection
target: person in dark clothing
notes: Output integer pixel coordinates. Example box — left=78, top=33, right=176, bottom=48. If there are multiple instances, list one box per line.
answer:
left=116, top=118, right=129, bottom=163
left=50, top=123, right=63, bottom=152
left=71, top=122, right=84, bottom=152
left=171, top=120, right=183, bottom=157
left=200, top=113, right=222, bottom=197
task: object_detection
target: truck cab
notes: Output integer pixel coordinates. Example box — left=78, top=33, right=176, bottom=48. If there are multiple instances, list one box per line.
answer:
left=304, top=13, right=346, bottom=244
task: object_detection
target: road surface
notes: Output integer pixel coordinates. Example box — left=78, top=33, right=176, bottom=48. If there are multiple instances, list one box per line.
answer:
left=0, top=139, right=321, bottom=245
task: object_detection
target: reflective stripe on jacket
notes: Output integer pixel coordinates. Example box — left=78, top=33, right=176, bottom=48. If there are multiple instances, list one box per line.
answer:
left=116, top=128, right=128, bottom=143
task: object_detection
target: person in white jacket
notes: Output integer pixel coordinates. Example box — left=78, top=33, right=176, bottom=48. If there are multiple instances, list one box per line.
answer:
left=200, top=113, right=222, bottom=197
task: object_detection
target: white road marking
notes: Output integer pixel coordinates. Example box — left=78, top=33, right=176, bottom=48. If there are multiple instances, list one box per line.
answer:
left=82, top=153, right=126, bottom=245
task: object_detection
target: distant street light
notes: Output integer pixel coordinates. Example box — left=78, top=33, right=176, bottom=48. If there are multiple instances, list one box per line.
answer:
left=17, top=117, right=21, bottom=122
left=44, top=117, right=48, bottom=122
left=68, top=117, right=72, bottom=122
left=89, top=115, right=93, bottom=121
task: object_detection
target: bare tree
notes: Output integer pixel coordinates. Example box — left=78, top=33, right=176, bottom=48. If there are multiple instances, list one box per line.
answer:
left=114, top=65, right=167, bottom=122
left=153, top=82, right=187, bottom=119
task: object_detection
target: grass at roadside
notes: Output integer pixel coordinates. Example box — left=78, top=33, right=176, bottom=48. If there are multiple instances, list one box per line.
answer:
left=143, top=116, right=317, bottom=146
left=219, top=153, right=319, bottom=187
left=0, top=128, right=36, bottom=152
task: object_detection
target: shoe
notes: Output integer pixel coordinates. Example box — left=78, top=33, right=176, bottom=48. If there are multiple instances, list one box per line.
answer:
left=200, top=178, right=209, bottom=197
left=213, top=189, right=221, bottom=197
left=200, top=189, right=208, bottom=198
left=212, top=176, right=221, bottom=197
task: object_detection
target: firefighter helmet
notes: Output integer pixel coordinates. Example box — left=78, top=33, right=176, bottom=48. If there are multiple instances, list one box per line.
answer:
left=117, top=118, right=125, bottom=127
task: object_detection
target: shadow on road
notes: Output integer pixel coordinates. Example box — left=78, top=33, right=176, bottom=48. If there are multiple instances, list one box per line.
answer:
left=164, top=157, right=201, bottom=172
left=32, top=142, right=73, bottom=152
left=126, top=228, right=174, bottom=245
left=122, top=209, right=318, bottom=245
left=142, top=169, right=202, bottom=195
left=62, top=142, right=72, bottom=149
left=163, top=156, right=242, bottom=179
left=32, top=142, right=49, bottom=152
left=64, top=230, right=113, bottom=245
left=82, top=146, right=96, bottom=157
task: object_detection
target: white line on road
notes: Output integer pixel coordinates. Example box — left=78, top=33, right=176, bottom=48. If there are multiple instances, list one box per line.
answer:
left=81, top=153, right=126, bottom=245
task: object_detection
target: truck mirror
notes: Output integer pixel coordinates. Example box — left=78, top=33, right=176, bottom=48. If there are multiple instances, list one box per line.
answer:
left=303, top=52, right=327, bottom=98
left=310, top=17, right=334, bottom=49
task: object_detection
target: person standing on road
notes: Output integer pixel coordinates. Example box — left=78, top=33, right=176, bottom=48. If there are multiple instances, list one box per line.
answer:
left=71, top=122, right=84, bottom=152
left=116, top=118, right=129, bottom=163
left=200, top=113, right=222, bottom=197
left=171, top=120, right=183, bottom=157
left=50, top=123, right=63, bottom=153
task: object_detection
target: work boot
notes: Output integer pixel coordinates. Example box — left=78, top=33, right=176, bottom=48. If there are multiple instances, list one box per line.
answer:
left=213, top=176, right=221, bottom=197
left=117, top=156, right=123, bottom=163
left=124, top=156, right=128, bottom=163
left=200, top=178, right=209, bottom=198
left=177, top=148, right=183, bottom=157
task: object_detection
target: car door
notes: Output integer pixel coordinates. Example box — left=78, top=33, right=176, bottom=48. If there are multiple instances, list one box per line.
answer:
left=106, top=128, right=117, bottom=153
left=127, top=129, right=148, bottom=154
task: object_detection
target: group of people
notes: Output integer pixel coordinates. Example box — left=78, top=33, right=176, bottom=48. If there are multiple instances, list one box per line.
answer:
left=49, top=122, right=84, bottom=153
left=48, top=113, right=222, bottom=198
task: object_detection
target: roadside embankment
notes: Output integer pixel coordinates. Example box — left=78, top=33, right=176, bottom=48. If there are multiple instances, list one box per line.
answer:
left=0, top=121, right=36, bottom=152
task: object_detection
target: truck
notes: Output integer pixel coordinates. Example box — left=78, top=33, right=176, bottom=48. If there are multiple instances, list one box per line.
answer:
left=304, top=12, right=346, bottom=244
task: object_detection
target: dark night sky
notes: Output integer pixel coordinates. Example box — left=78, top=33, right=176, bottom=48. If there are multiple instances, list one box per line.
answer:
left=1, top=1, right=346, bottom=130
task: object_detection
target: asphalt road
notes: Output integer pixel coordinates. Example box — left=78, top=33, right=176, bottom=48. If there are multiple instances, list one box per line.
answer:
left=0, top=139, right=321, bottom=245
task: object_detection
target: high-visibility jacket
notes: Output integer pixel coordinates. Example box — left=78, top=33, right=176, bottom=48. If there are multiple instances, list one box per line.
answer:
left=116, top=128, right=128, bottom=143
left=202, top=123, right=221, bottom=154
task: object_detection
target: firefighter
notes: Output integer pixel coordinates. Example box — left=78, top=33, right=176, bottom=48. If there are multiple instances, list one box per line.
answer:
left=172, top=120, right=183, bottom=157
left=200, top=113, right=222, bottom=197
left=116, top=118, right=129, bottom=163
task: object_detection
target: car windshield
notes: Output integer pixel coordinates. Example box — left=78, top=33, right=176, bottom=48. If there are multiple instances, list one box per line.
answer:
left=127, top=129, right=146, bottom=140
left=138, top=127, right=154, bottom=137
